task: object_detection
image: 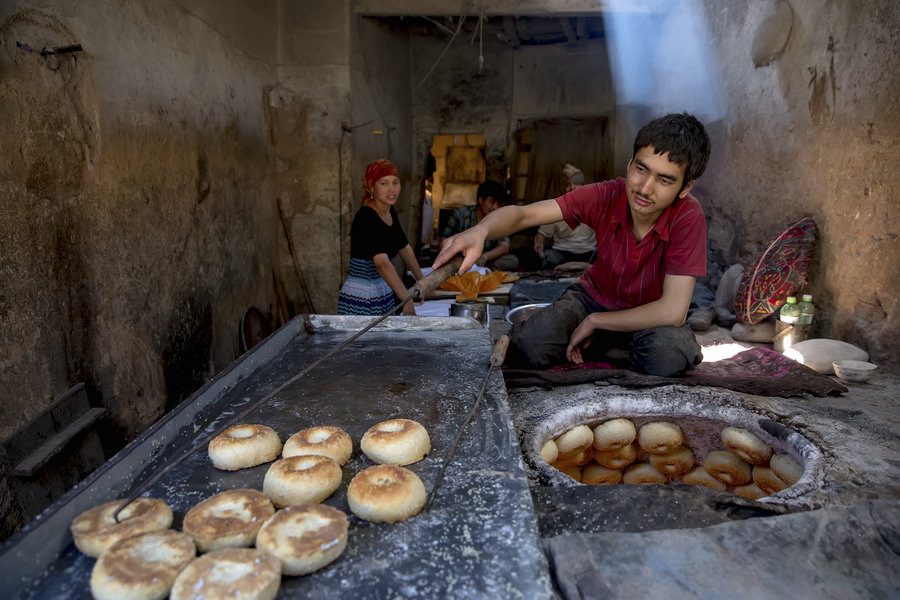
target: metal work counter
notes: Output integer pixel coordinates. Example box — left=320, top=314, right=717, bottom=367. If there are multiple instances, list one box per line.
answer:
left=1, top=315, right=553, bottom=599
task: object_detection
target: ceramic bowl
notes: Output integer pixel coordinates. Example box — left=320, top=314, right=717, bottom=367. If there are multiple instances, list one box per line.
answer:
left=832, top=359, right=878, bottom=383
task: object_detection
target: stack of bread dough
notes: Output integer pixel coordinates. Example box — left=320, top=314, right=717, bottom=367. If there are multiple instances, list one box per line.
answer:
left=543, top=419, right=804, bottom=500
left=72, top=418, right=434, bottom=597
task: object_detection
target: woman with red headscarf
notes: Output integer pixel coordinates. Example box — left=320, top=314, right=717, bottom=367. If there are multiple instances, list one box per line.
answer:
left=337, top=159, right=424, bottom=315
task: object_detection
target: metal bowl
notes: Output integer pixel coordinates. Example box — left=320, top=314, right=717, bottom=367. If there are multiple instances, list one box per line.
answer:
left=505, top=303, right=551, bottom=324
left=450, top=302, right=487, bottom=326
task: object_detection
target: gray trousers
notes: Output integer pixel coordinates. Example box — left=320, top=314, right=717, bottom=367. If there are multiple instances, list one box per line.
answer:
left=507, top=284, right=703, bottom=376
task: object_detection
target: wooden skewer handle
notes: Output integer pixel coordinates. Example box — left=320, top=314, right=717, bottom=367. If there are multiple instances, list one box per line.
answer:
left=491, top=335, right=510, bottom=367
left=411, top=258, right=464, bottom=300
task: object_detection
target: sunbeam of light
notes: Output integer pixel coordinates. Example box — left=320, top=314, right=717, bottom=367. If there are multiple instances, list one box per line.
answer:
left=603, top=0, right=728, bottom=122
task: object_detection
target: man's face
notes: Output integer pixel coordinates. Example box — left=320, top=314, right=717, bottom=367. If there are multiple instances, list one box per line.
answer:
left=480, top=196, right=500, bottom=214
left=625, top=146, right=693, bottom=222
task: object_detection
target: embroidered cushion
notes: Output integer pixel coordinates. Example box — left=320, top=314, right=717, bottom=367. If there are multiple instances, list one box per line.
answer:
left=734, top=217, right=816, bottom=324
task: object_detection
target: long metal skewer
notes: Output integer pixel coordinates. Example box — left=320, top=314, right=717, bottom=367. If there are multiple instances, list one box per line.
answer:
left=113, top=258, right=463, bottom=521
left=425, top=334, right=510, bottom=511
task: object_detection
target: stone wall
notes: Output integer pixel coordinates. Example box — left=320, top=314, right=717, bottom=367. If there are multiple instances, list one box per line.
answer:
left=0, top=1, right=283, bottom=537
left=698, top=0, right=900, bottom=364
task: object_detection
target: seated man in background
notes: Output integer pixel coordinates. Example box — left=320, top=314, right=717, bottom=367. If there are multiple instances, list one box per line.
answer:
left=441, top=180, right=519, bottom=271
left=533, top=163, right=597, bottom=271
left=434, top=113, right=709, bottom=377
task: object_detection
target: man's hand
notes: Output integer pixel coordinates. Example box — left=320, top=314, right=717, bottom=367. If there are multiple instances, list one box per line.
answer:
left=566, top=314, right=597, bottom=364
left=432, top=227, right=487, bottom=274
left=401, top=300, right=416, bottom=316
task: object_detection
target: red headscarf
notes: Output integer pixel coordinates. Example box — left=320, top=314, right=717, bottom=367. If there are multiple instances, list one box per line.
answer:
left=362, top=159, right=400, bottom=200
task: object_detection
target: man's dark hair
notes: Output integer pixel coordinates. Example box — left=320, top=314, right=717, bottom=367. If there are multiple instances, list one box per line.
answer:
left=633, top=113, right=711, bottom=185
left=477, top=180, right=509, bottom=205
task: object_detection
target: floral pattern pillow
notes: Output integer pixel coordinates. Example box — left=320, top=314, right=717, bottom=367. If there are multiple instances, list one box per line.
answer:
left=734, top=217, right=817, bottom=324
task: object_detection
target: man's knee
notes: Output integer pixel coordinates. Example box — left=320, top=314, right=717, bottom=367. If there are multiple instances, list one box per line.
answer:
left=630, top=326, right=702, bottom=376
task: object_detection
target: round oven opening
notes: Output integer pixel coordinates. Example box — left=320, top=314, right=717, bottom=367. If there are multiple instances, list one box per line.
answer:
left=526, top=391, right=823, bottom=505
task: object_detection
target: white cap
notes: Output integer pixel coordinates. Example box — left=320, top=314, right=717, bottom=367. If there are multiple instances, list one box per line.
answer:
left=562, top=163, right=584, bottom=184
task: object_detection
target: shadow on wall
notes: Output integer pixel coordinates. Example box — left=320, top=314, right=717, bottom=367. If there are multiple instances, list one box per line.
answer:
left=162, top=297, right=213, bottom=413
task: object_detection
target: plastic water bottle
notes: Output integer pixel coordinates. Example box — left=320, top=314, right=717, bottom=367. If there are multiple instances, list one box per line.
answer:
left=779, top=296, right=800, bottom=324
left=797, top=294, right=815, bottom=325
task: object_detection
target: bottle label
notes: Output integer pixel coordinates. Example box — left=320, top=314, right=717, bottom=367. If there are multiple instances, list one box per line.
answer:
left=798, top=314, right=813, bottom=325
left=780, top=315, right=799, bottom=324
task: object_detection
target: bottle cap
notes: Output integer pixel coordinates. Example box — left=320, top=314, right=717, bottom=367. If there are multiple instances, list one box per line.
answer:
left=786, top=296, right=797, bottom=303
left=801, top=294, right=812, bottom=301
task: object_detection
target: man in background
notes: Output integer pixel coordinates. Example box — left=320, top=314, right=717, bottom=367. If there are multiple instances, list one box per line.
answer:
left=533, top=163, right=597, bottom=271
left=441, top=180, right=518, bottom=271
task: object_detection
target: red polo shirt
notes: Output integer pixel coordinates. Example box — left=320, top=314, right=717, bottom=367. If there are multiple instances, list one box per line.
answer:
left=557, top=178, right=707, bottom=310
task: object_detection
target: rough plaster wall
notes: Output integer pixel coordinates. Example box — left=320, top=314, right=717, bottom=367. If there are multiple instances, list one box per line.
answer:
left=0, top=2, right=280, bottom=440
left=272, top=1, right=352, bottom=313
left=700, top=0, right=899, bottom=365
left=410, top=22, right=514, bottom=186
left=348, top=17, right=415, bottom=273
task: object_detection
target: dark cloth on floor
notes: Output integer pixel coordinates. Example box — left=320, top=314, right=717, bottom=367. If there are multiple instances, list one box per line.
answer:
left=503, top=346, right=847, bottom=397
left=507, top=283, right=703, bottom=377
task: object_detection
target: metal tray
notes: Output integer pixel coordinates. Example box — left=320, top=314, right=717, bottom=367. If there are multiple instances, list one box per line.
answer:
left=1, top=315, right=552, bottom=599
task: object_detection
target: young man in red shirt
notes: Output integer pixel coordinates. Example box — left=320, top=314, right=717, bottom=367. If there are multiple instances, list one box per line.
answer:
left=433, top=113, right=710, bottom=376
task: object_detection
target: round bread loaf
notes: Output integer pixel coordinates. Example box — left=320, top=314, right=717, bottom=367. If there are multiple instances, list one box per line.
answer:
left=539, top=439, right=559, bottom=464
left=555, top=425, right=594, bottom=455
left=182, top=489, right=274, bottom=552
left=89, top=530, right=196, bottom=600
left=721, top=427, right=774, bottom=466
left=70, top=497, right=173, bottom=558
left=360, top=419, right=430, bottom=465
left=733, top=482, right=767, bottom=501
left=637, top=421, right=684, bottom=455
left=752, top=466, right=788, bottom=494
left=556, top=464, right=582, bottom=482
left=649, top=445, right=696, bottom=477
left=263, top=455, right=342, bottom=508
left=256, top=504, right=349, bottom=576
left=703, top=450, right=752, bottom=486
left=623, top=462, right=667, bottom=485
left=592, top=418, right=636, bottom=451
left=553, top=446, right=594, bottom=470
left=283, top=426, right=353, bottom=465
left=208, top=424, right=282, bottom=471
left=347, top=465, right=427, bottom=523
left=593, top=442, right=638, bottom=469
left=681, top=466, right=727, bottom=491
left=581, top=463, right=622, bottom=485
left=770, top=453, right=803, bottom=485
left=170, top=547, right=281, bottom=600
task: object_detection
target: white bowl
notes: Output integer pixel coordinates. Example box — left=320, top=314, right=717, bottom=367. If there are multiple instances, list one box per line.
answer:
left=832, top=359, right=878, bottom=383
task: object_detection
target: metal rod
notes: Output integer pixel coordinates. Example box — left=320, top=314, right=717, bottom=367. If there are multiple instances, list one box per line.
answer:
left=112, top=258, right=465, bottom=521
left=426, top=334, right=509, bottom=511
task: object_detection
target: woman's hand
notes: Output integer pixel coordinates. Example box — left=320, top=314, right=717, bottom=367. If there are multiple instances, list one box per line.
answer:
left=401, top=299, right=416, bottom=316
left=566, top=315, right=598, bottom=364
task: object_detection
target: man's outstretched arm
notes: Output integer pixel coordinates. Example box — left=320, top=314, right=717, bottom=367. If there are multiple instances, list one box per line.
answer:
left=432, top=199, right=564, bottom=274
